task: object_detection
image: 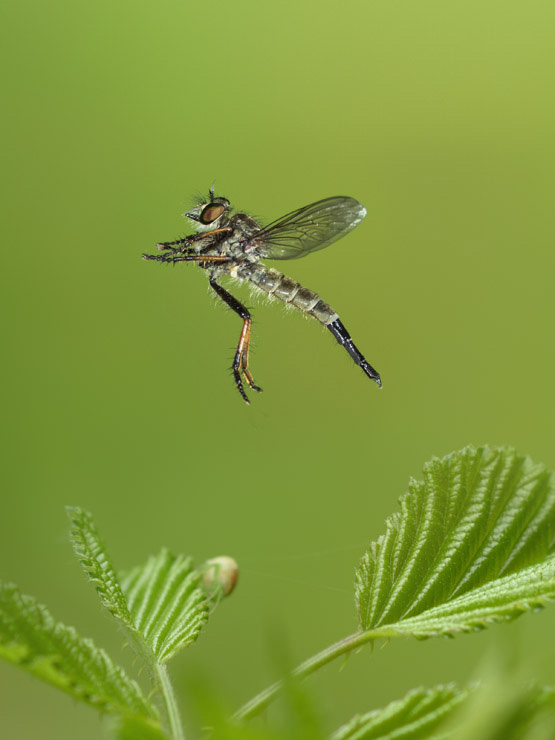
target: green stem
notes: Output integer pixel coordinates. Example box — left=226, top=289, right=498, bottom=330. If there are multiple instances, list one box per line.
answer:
left=122, top=627, right=185, bottom=739
left=234, top=627, right=397, bottom=721
left=155, top=663, right=185, bottom=740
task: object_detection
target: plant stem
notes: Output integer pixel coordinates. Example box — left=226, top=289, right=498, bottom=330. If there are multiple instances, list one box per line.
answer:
left=155, top=663, right=185, bottom=740
left=234, top=626, right=397, bottom=721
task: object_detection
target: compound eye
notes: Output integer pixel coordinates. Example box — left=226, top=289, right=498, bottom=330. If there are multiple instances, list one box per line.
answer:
left=200, top=203, right=225, bottom=224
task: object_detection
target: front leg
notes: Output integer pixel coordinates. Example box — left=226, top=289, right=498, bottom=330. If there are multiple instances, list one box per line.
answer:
left=210, top=279, right=263, bottom=404
left=157, top=227, right=233, bottom=251
left=142, top=252, right=230, bottom=265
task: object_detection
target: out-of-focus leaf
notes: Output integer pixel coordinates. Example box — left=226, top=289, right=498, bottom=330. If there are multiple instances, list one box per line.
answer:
left=0, top=582, right=155, bottom=719
left=330, top=685, right=469, bottom=740
left=450, top=682, right=555, bottom=740
left=111, top=714, right=172, bottom=740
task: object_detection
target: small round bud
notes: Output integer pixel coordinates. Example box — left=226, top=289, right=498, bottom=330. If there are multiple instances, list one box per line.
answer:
left=203, top=556, right=239, bottom=596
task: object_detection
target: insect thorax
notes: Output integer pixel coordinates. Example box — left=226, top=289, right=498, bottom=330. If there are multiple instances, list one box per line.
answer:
left=206, top=212, right=264, bottom=264
left=226, top=213, right=262, bottom=256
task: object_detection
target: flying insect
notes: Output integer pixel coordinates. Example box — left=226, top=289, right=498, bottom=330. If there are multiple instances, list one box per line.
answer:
left=142, top=188, right=381, bottom=404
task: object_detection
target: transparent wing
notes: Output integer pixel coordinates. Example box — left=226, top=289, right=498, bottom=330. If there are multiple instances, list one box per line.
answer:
left=250, top=196, right=367, bottom=260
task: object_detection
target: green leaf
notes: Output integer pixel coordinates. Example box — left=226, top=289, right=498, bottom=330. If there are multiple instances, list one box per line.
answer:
left=330, top=684, right=555, bottom=740
left=382, top=557, right=555, bottom=637
left=449, top=683, right=555, bottom=740
left=68, top=507, right=210, bottom=664
left=0, top=582, right=156, bottom=719
left=355, top=446, right=555, bottom=637
left=330, top=685, right=470, bottom=740
left=67, top=506, right=132, bottom=627
left=120, top=548, right=209, bottom=663
left=111, top=715, right=172, bottom=740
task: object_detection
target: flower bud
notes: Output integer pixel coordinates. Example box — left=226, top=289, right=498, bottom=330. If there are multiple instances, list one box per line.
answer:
left=202, top=556, right=239, bottom=596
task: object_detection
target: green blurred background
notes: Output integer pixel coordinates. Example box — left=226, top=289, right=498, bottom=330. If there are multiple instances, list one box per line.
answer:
left=2, top=0, right=555, bottom=736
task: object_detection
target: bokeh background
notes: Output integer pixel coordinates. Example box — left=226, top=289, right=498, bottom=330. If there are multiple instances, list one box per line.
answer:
left=2, top=0, right=555, bottom=737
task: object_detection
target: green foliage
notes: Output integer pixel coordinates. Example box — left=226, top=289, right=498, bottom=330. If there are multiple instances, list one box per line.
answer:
left=449, top=682, right=555, bottom=740
left=381, top=557, right=555, bottom=638
left=2, top=447, right=555, bottom=739
left=0, top=582, right=154, bottom=719
left=0, top=508, right=227, bottom=739
left=69, top=507, right=210, bottom=665
left=356, top=446, right=555, bottom=637
left=330, top=681, right=555, bottom=740
left=68, top=506, right=133, bottom=626
left=111, top=715, right=173, bottom=740
left=120, top=549, right=209, bottom=663
left=237, top=446, right=555, bottom=723
left=330, top=685, right=470, bottom=740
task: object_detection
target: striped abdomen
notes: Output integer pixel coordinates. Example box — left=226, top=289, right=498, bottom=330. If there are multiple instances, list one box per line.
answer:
left=237, top=263, right=338, bottom=325
left=236, top=261, right=381, bottom=387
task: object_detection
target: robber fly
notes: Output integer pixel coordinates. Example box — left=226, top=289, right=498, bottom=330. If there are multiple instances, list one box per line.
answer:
left=142, top=187, right=381, bottom=404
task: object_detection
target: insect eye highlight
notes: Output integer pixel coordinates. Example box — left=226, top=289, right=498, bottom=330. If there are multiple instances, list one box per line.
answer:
left=200, top=203, right=225, bottom=224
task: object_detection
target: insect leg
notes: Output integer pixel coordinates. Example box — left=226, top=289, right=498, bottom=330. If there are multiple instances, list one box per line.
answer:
left=327, top=318, right=382, bottom=387
left=142, top=253, right=229, bottom=265
left=156, top=227, right=233, bottom=251
left=209, top=279, right=263, bottom=404
left=156, top=237, right=196, bottom=250
left=239, top=325, right=262, bottom=393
